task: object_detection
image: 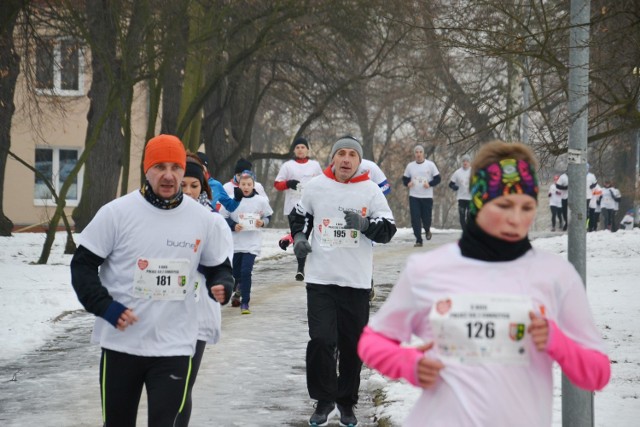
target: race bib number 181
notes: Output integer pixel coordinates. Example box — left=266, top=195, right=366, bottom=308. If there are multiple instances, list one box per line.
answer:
left=133, top=258, right=190, bottom=301
left=429, top=294, right=532, bottom=365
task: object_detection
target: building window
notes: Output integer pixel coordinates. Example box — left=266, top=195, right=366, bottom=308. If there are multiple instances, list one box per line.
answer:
left=35, top=37, right=84, bottom=96
left=34, top=148, right=82, bottom=206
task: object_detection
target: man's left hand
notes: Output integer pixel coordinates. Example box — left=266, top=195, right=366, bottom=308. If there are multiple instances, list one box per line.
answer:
left=344, top=211, right=369, bottom=232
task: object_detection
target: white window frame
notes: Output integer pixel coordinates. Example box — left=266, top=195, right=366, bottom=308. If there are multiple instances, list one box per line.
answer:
left=35, top=36, right=85, bottom=97
left=34, top=147, right=83, bottom=207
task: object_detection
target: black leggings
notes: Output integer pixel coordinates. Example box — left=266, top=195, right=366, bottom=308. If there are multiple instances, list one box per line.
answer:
left=175, top=340, right=207, bottom=427
left=100, top=348, right=191, bottom=427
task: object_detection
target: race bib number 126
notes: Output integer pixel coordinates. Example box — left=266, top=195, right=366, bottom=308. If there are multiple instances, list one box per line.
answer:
left=429, top=294, right=532, bottom=365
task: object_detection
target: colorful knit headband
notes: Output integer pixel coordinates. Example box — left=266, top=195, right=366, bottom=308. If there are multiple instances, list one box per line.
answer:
left=469, top=158, right=539, bottom=216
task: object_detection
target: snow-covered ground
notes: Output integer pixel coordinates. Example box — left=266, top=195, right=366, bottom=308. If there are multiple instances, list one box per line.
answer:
left=1, top=227, right=638, bottom=426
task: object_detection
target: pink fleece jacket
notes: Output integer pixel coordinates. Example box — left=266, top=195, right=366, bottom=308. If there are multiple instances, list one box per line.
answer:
left=358, top=323, right=610, bottom=391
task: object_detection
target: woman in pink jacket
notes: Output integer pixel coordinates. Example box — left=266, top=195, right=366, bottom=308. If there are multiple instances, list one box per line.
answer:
left=358, top=140, right=610, bottom=427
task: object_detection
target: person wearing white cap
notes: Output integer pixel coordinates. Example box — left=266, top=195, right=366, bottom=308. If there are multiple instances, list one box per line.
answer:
left=402, top=144, right=441, bottom=246
left=289, top=135, right=396, bottom=427
left=448, top=154, right=472, bottom=229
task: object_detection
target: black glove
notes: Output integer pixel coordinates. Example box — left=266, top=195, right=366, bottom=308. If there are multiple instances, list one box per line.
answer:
left=233, top=187, right=244, bottom=202
left=448, top=181, right=459, bottom=191
left=287, top=179, right=300, bottom=190
left=278, top=238, right=291, bottom=251
left=344, top=211, right=369, bottom=232
left=293, top=233, right=312, bottom=258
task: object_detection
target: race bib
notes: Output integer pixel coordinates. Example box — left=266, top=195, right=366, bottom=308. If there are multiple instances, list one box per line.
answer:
left=414, top=176, right=429, bottom=185
left=429, top=294, right=532, bottom=365
left=238, top=213, right=260, bottom=230
left=133, top=258, right=190, bottom=301
left=318, top=217, right=359, bottom=248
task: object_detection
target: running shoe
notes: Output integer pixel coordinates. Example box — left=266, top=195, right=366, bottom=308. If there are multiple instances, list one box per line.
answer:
left=309, top=400, right=336, bottom=426
left=337, top=403, right=358, bottom=427
left=231, top=291, right=241, bottom=307
left=240, top=304, right=251, bottom=315
left=295, top=271, right=305, bottom=281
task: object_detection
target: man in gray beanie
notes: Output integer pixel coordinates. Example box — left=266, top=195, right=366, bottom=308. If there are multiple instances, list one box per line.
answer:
left=289, top=135, right=396, bottom=426
left=329, top=135, right=363, bottom=161
left=448, top=154, right=472, bottom=229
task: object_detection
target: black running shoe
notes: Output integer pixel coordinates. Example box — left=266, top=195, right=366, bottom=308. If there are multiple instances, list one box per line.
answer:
left=295, top=271, right=305, bottom=281
left=426, top=230, right=432, bottom=240
left=337, top=403, right=358, bottom=427
left=230, top=291, right=241, bottom=307
left=309, top=400, right=335, bottom=426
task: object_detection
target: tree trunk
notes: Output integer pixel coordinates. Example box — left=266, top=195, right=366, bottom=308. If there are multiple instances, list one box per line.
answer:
left=0, top=2, right=22, bottom=236
left=71, top=0, right=125, bottom=232
left=160, top=3, right=189, bottom=135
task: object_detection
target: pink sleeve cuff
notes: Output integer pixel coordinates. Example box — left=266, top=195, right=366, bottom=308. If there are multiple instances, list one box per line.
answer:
left=545, top=320, right=611, bottom=391
left=358, top=326, right=423, bottom=386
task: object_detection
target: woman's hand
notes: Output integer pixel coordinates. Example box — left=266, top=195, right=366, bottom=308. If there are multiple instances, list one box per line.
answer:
left=415, top=342, right=445, bottom=388
left=528, top=311, right=549, bottom=351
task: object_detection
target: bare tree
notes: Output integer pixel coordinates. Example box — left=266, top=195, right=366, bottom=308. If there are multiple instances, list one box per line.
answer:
left=0, top=0, right=28, bottom=236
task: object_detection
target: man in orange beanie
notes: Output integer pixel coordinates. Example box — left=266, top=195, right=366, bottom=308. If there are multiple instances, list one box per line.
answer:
left=142, top=134, right=187, bottom=201
left=70, top=133, right=234, bottom=426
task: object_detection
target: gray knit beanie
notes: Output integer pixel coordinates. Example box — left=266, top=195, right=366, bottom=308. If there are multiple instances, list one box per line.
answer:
left=461, top=154, right=471, bottom=162
left=330, top=136, right=363, bottom=160
left=414, top=144, right=425, bottom=153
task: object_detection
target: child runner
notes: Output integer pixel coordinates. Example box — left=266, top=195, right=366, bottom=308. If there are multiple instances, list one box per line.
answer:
left=220, top=170, right=273, bottom=314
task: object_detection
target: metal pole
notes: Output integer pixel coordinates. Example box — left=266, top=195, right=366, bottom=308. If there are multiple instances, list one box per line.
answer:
left=564, top=0, right=593, bottom=426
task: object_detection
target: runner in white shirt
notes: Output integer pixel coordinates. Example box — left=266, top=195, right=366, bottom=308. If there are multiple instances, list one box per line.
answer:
left=290, top=136, right=396, bottom=427
left=588, top=184, right=603, bottom=232
left=359, top=141, right=610, bottom=427
left=402, top=144, right=441, bottom=245
left=359, top=158, right=391, bottom=195
left=555, top=172, right=569, bottom=230
left=448, top=154, right=472, bottom=229
left=599, top=178, right=622, bottom=231
left=273, top=137, right=322, bottom=281
left=223, top=157, right=269, bottom=201
left=619, top=209, right=635, bottom=230
left=220, top=171, right=273, bottom=314
left=586, top=164, right=598, bottom=212
left=547, top=175, right=563, bottom=231
left=70, top=135, right=234, bottom=427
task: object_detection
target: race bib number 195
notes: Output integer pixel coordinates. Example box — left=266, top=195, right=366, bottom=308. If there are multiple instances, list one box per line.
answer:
left=318, top=217, right=359, bottom=248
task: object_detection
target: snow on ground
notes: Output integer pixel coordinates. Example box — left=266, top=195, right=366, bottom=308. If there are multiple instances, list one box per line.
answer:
left=1, top=227, right=638, bottom=426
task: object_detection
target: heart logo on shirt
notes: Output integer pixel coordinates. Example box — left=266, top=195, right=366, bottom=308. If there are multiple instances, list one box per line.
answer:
left=436, top=298, right=452, bottom=315
left=137, top=259, right=149, bottom=270
left=323, top=219, right=330, bottom=227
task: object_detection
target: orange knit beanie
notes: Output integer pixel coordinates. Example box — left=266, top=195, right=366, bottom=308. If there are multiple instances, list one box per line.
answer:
left=143, top=134, right=186, bottom=173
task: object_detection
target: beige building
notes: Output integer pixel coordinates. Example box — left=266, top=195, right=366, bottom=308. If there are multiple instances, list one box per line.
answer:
left=6, top=36, right=148, bottom=230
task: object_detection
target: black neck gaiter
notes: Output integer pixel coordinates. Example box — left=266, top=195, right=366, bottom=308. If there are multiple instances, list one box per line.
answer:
left=140, top=181, right=183, bottom=210
left=458, top=217, right=532, bottom=262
